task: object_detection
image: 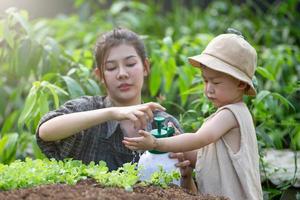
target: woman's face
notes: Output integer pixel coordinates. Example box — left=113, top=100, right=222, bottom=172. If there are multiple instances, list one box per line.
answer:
left=99, top=44, right=149, bottom=106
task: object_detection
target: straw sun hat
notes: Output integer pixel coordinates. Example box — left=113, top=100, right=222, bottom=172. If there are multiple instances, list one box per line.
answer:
left=188, top=32, right=257, bottom=96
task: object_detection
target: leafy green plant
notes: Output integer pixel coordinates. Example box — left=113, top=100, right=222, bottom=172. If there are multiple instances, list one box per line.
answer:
left=0, top=158, right=88, bottom=190
left=0, top=158, right=180, bottom=191
left=148, top=166, right=180, bottom=188
left=87, top=161, right=139, bottom=191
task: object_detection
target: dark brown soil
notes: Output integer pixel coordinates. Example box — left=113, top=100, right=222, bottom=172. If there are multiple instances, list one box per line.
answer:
left=0, top=179, right=229, bottom=200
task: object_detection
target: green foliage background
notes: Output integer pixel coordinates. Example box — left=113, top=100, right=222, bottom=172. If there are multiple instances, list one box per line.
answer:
left=0, top=0, right=299, bottom=198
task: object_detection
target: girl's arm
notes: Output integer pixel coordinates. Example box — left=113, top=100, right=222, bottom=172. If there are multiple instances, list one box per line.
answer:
left=39, top=102, right=165, bottom=141
left=123, top=109, right=238, bottom=152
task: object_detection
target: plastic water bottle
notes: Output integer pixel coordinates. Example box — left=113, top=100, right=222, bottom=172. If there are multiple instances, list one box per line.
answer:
left=138, top=116, right=180, bottom=185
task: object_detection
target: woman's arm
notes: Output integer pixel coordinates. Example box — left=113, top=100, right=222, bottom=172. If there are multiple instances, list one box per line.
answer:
left=183, top=150, right=198, bottom=168
left=169, top=151, right=198, bottom=193
left=39, top=102, right=165, bottom=141
left=39, top=107, right=115, bottom=141
left=181, top=175, right=198, bottom=194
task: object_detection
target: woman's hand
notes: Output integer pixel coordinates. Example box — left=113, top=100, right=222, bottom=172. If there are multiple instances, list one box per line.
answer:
left=123, top=130, right=157, bottom=150
left=114, top=102, right=165, bottom=130
left=169, top=152, right=197, bottom=193
left=169, top=152, right=193, bottom=179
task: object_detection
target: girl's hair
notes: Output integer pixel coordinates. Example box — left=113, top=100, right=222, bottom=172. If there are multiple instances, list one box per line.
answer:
left=94, top=27, right=147, bottom=79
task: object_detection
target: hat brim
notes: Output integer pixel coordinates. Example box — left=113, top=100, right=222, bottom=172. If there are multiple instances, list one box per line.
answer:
left=188, top=53, right=256, bottom=96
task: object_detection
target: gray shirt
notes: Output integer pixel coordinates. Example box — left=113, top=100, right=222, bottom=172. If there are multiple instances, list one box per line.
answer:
left=36, top=96, right=183, bottom=170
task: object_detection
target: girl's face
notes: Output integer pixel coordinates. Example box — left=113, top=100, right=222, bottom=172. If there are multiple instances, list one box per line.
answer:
left=97, top=44, right=149, bottom=106
left=201, top=67, right=245, bottom=108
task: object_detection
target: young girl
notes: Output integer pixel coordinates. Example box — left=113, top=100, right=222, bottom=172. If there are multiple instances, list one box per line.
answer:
left=123, top=33, right=263, bottom=200
left=36, top=27, right=183, bottom=171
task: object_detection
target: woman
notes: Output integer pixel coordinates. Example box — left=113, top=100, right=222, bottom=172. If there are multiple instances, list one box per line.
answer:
left=36, top=27, right=184, bottom=171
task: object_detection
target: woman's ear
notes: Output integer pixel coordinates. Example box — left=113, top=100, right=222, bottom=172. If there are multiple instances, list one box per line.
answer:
left=143, top=58, right=150, bottom=77
left=94, top=67, right=105, bottom=84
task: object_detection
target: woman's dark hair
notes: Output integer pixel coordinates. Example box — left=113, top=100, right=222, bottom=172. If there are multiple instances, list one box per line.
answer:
left=94, top=27, right=147, bottom=79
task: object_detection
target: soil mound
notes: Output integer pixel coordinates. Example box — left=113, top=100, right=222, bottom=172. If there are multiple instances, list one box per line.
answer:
left=0, top=179, right=229, bottom=200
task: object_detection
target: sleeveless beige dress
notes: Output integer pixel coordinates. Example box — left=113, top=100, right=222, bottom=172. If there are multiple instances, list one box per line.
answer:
left=195, top=102, right=263, bottom=200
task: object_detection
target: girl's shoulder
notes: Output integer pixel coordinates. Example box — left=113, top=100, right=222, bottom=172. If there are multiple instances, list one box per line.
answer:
left=217, top=102, right=248, bottom=111
left=217, top=102, right=252, bottom=119
left=211, top=102, right=254, bottom=131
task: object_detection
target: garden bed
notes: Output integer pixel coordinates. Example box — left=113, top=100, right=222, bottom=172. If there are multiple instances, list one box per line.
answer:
left=0, top=159, right=229, bottom=199
left=0, top=179, right=228, bottom=200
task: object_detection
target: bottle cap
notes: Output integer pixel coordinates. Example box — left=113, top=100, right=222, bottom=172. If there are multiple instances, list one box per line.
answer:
left=149, top=116, right=174, bottom=154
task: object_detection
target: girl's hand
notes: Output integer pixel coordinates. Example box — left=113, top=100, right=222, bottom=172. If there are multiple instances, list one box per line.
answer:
left=114, top=102, right=165, bottom=130
left=123, top=130, right=157, bottom=150
left=167, top=121, right=181, bottom=135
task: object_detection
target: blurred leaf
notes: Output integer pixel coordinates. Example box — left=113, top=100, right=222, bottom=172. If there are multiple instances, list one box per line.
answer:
left=257, top=130, right=274, bottom=148
left=271, top=92, right=295, bottom=111
left=0, top=20, right=4, bottom=38
left=3, top=20, right=14, bottom=48
left=0, top=133, right=18, bottom=164
left=201, top=103, right=210, bottom=114
left=18, top=88, right=38, bottom=129
left=74, top=0, right=86, bottom=8
left=31, top=135, right=46, bottom=159
left=257, top=67, right=275, bottom=81
left=38, top=92, right=49, bottom=116
left=178, top=74, right=189, bottom=105
left=62, top=76, right=85, bottom=98
left=164, top=58, right=176, bottom=92
left=254, top=90, right=271, bottom=104
left=110, top=1, right=148, bottom=15
left=85, top=79, right=101, bottom=95
left=45, top=82, right=68, bottom=109
left=28, top=40, right=43, bottom=74
left=110, top=1, right=127, bottom=15
left=0, top=111, right=19, bottom=135
left=149, top=64, right=161, bottom=96
left=9, top=9, right=31, bottom=34
left=17, top=38, right=31, bottom=76
left=162, top=36, right=173, bottom=48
